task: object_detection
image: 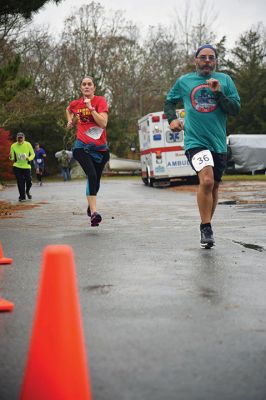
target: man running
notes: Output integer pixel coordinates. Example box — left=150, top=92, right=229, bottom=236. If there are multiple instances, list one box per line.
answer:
left=164, top=44, right=240, bottom=248
left=10, top=132, right=35, bottom=201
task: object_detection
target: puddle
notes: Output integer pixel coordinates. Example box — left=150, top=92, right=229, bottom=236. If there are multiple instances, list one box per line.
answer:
left=219, top=200, right=237, bottom=205
left=197, top=286, right=221, bottom=304
left=83, top=284, right=113, bottom=294
left=237, top=203, right=266, bottom=213
left=170, top=182, right=266, bottom=208
left=233, top=240, right=264, bottom=252
left=198, top=286, right=218, bottom=300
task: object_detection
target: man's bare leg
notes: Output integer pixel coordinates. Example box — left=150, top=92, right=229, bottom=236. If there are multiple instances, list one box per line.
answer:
left=197, top=166, right=214, bottom=224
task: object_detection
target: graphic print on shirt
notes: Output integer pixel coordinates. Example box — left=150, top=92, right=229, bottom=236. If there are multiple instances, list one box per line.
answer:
left=76, top=107, right=93, bottom=123
left=190, top=84, right=217, bottom=113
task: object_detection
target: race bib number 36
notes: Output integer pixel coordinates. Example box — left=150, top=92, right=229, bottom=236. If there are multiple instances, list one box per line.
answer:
left=192, top=150, right=214, bottom=172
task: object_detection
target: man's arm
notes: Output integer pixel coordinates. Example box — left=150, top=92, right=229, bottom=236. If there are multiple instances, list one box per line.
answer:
left=9, top=145, right=15, bottom=161
left=164, top=99, right=178, bottom=124
left=28, top=143, right=35, bottom=161
left=164, top=78, right=184, bottom=131
left=213, top=91, right=240, bottom=116
left=164, top=100, right=184, bottom=131
left=207, top=77, right=240, bottom=116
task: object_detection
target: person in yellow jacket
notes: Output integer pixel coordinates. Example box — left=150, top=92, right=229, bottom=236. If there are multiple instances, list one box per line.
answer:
left=9, top=132, right=35, bottom=202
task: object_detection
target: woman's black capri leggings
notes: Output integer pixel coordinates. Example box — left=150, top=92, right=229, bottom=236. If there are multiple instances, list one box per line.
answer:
left=73, top=148, right=110, bottom=195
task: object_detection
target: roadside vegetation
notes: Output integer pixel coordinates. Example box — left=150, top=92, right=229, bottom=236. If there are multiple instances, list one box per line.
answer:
left=223, top=174, right=266, bottom=181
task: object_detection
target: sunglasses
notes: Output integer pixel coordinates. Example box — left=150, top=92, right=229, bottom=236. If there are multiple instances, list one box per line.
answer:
left=197, top=55, right=216, bottom=61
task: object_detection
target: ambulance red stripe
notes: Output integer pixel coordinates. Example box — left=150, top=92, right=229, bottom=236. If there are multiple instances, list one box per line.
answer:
left=140, top=146, right=183, bottom=155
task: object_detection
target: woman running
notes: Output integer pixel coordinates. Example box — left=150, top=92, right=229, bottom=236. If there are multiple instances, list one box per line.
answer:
left=66, top=76, right=109, bottom=226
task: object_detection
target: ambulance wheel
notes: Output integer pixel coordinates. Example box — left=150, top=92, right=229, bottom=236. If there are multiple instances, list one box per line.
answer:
left=142, top=177, right=148, bottom=186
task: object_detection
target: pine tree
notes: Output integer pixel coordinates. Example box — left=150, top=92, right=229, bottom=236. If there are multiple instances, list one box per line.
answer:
left=0, top=0, right=61, bottom=19
left=0, top=55, right=32, bottom=106
left=227, top=27, right=266, bottom=135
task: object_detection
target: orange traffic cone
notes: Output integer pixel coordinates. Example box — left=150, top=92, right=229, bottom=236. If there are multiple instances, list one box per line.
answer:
left=20, top=245, right=92, bottom=400
left=0, top=297, right=14, bottom=312
left=0, top=241, right=13, bottom=264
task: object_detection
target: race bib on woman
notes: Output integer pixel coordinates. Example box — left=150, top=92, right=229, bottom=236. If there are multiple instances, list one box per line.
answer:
left=84, top=127, right=103, bottom=140
left=192, top=150, right=214, bottom=172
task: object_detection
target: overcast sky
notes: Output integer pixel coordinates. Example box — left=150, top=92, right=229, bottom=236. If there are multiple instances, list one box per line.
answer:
left=32, top=0, right=266, bottom=48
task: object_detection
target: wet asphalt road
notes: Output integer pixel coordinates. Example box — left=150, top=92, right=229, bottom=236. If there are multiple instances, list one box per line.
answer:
left=0, top=178, right=266, bottom=400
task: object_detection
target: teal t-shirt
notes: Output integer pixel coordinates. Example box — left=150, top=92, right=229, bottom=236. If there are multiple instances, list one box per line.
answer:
left=166, top=72, right=240, bottom=153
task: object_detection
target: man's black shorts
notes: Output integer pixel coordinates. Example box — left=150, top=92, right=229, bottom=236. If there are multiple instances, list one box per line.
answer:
left=185, top=147, right=227, bottom=182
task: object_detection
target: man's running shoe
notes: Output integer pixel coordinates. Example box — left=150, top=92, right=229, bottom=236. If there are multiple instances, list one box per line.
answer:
left=26, top=191, right=32, bottom=199
left=200, top=225, right=215, bottom=249
left=91, top=212, right=102, bottom=227
left=19, top=197, right=26, bottom=202
left=87, top=206, right=91, bottom=217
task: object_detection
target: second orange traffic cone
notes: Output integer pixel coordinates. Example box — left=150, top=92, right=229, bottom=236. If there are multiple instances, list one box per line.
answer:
left=0, top=241, right=13, bottom=264
left=0, top=297, right=14, bottom=312
left=20, top=245, right=92, bottom=400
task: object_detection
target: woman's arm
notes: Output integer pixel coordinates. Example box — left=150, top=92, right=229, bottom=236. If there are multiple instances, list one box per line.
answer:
left=90, top=110, right=108, bottom=128
left=84, top=98, right=108, bottom=128
left=66, top=107, right=75, bottom=128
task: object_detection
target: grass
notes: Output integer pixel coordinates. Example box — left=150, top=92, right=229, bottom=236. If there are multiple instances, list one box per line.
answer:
left=102, top=174, right=140, bottom=180
left=2, top=173, right=266, bottom=187
left=106, top=174, right=266, bottom=181
left=223, top=174, right=266, bottom=181
left=102, top=173, right=266, bottom=182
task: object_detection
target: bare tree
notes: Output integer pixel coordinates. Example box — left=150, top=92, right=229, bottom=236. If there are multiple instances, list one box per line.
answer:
left=172, top=0, right=217, bottom=58
left=60, top=2, right=108, bottom=93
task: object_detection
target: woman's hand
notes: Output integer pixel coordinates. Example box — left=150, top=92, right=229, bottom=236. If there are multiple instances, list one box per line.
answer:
left=84, top=98, right=91, bottom=107
left=67, top=121, right=73, bottom=129
left=84, top=98, right=95, bottom=111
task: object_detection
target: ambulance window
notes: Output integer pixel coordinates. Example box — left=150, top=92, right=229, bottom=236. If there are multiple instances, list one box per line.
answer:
left=166, top=130, right=183, bottom=143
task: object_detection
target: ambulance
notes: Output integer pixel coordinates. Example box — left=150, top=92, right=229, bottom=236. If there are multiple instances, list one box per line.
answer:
left=138, top=109, right=196, bottom=186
